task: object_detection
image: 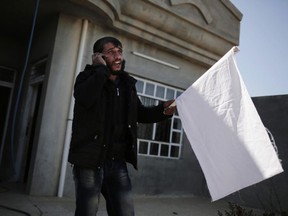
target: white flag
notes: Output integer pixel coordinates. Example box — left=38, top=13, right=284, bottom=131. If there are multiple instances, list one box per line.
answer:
left=176, top=47, right=283, bottom=201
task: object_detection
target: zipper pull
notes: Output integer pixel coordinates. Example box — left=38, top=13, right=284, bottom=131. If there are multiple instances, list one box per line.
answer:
left=117, top=87, right=120, bottom=96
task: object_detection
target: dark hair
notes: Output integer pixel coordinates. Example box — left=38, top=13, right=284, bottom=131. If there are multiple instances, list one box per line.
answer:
left=93, top=36, right=122, bottom=53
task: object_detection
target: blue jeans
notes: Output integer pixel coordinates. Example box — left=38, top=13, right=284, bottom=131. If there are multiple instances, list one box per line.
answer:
left=73, top=160, right=135, bottom=216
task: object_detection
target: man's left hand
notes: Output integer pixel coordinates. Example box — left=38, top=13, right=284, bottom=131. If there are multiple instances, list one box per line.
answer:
left=163, top=100, right=177, bottom=115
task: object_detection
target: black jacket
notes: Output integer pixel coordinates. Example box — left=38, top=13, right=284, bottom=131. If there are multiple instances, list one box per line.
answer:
left=68, top=64, right=170, bottom=169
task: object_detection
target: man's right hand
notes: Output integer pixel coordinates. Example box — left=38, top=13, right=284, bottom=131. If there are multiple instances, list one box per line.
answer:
left=92, top=53, right=107, bottom=66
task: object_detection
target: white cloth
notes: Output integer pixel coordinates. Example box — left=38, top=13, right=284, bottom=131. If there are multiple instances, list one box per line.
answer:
left=176, top=47, right=283, bottom=201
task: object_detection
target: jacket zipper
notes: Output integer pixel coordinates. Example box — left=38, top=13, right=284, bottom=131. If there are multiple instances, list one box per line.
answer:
left=117, top=87, right=120, bottom=96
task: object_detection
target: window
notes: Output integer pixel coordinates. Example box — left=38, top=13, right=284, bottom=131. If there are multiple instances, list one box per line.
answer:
left=135, top=77, right=184, bottom=159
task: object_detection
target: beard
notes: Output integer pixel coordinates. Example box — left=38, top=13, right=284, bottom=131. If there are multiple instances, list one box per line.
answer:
left=110, top=70, right=122, bottom=75
left=109, top=59, right=126, bottom=75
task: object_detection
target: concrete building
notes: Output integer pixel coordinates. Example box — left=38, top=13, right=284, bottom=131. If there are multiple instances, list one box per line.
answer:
left=7, top=0, right=288, bottom=212
left=2, top=1, right=287, bottom=213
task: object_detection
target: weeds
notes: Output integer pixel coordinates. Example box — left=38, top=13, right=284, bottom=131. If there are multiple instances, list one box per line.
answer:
left=218, top=202, right=288, bottom=216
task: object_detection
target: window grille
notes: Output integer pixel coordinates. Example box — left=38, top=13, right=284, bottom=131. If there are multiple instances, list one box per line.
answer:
left=134, top=76, right=183, bottom=159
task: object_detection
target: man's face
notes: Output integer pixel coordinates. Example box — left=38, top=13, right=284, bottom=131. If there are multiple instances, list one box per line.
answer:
left=102, top=42, right=123, bottom=72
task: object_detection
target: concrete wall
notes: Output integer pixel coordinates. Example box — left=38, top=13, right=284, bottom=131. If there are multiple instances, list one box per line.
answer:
left=225, top=95, right=288, bottom=212
left=129, top=136, right=210, bottom=197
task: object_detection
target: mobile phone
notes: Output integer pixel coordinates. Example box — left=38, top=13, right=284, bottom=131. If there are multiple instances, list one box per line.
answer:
left=101, top=54, right=106, bottom=62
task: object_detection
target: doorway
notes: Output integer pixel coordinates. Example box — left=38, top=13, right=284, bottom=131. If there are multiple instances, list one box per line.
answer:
left=20, top=59, right=46, bottom=183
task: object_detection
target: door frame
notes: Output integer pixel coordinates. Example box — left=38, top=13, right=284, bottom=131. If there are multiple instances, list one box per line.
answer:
left=16, top=58, right=47, bottom=182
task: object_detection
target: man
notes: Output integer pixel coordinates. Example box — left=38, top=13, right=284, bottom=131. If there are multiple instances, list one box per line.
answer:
left=68, top=36, right=176, bottom=216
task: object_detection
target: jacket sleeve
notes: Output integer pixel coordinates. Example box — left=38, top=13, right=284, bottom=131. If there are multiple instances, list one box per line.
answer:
left=73, top=64, right=110, bottom=109
left=137, top=97, right=172, bottom=123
